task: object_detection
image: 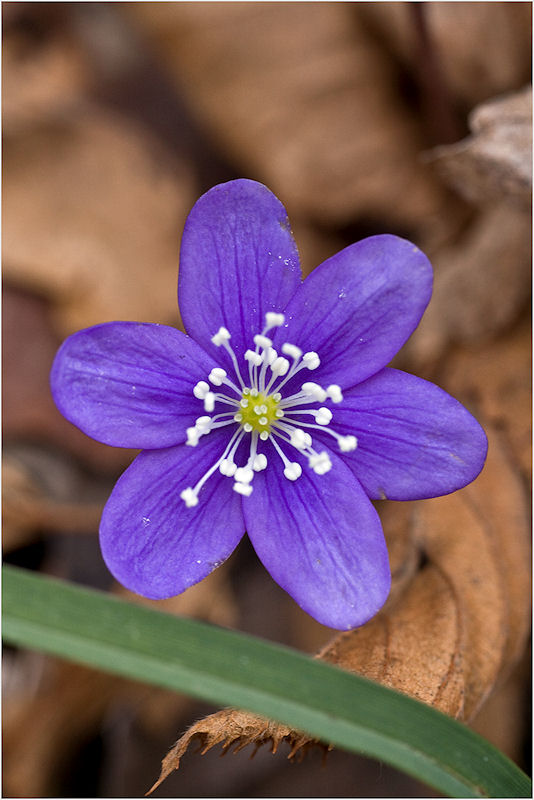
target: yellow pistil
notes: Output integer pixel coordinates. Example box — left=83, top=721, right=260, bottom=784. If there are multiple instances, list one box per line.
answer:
left=238, top=390, right=281, bottom=433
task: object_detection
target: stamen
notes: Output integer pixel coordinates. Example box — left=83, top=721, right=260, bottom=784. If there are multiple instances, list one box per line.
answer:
left=309, top=451, right=332, bottom=474
left=284, top=407, right=332, bottom=425
left=270, top=435, right=303, bottom=481
left=182, top=428, right=245, bottom=505
left=234, top=466, right=254, bottom=484
left=270, top=356, right=290, bottom=377
left=211, top=327, right=231, bottom=346
left=265, top=312, right=285, bottom=329
left=326, top=384, right=343, bottom=403
left=204, top=392, right=216, bottom=412
left=302, top=352, right=320, bottom=370
left=245, top=350, right=263, bottom=366
left=209, top=368, right=227, bottom=386
left=233, top=482, right=253, bottom=496
left=254, top=334, right=272, bottom=350
left=180, top=487, right=198, bottom=507
left=193, top=380, right=210, bottom=399
left=289, top=428, right=312, bottom=450
left=253, top=453, right=267, bottom=471
left=281, top=343, right=302, bottom=360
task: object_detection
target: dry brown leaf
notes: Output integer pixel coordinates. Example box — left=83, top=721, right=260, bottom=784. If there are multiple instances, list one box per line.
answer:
left=3, top=106, right=195, bottom=337
left=359, top=3, right=531, bottom=108
left=126, top=2, right=454, bottom=232
left=430, top=87, right=532, bottom=209
left=147, top=708, right=330, bottom=795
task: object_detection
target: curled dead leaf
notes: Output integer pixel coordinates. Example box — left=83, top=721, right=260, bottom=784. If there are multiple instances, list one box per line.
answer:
left=146, top=708, right=331, bottom=796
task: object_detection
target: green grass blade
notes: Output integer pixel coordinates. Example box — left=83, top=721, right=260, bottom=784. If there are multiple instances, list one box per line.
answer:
left=2, top=565, right=530, bottom=798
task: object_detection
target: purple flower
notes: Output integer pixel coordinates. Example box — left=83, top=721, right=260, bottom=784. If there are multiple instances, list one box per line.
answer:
left=50, top=179, right=487, bottom=630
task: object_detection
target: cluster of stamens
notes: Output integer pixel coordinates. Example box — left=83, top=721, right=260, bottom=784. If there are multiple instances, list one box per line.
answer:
left=180, top=312, right=357, bottom=507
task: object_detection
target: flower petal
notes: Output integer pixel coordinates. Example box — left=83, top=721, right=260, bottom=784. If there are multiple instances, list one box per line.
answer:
left=243, top=443, right=390, bottom=629
left=178, top=179, right=301, bottom=364
left=273, top=235, right=433, bottom=389
left=100, top=429, right=245, bottom=598
left=51, top=322, right=217, bottom=448
left=324, top=368, right=488, bottom=500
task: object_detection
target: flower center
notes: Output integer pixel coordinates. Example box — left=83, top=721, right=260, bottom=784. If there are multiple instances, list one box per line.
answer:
left=236, top=389, right=282, bottom=433
left=179, top=312, right=357, bottom=507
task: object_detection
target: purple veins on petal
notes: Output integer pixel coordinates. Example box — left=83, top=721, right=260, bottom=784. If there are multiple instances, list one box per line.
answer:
left=99, top=429, right=245, bottom=600
left=323, top=367, right=488, bottom=501
left=272, top=234, right=433, bottom=390
left=243, top=441, right=391, bottom=630
left=50, top=321, right=219, bottom=449
left=178, top=179, right=302, bottom=366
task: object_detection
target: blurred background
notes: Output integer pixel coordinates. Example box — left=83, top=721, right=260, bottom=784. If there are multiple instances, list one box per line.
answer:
left=2, top=2, right=531, bottom=797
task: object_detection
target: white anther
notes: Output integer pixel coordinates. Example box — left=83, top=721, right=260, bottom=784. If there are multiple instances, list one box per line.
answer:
left=253, top=454, right=268, bottom=471
left=270, top=356, right=290, bottom=376
left=315, top=407, right=333, bottom=426
left=327, top=384, right=343, bottom=403
left=240, top=399, right=249, bottom=408
left=273, top=392, right=282, bottom=402
left=290, top=429, right=312, bottom=450
left=258, top=416, right=268, bottom=426
left=195, top=416, right=212, bottom=434
left=180, top=487, right=199, bottom=507
left=193, top=381, right=210, bottom=399
left=275, top=409, right=284, bottom=418
left=203, top=392, right=215, bottom=412
left=254, top=334, right=272, bottom=350
left=314, top=459, right=332, bottom=475
left=309, top=452, right=332, bottom=474
left=301, top=382, right=328, bottom=402
left=339, top=435, right=358, bottom=452
left=263, top=347, right=278, bottom=366
left=281, top=343, right=302, bottom=360
left=284, top=462, right=302, bottom=481
left=233, top=482, right=253, bottom=497
left=244, top=349, right=263, bottom=366
left=209, top=367, right=227, bottom=386
left=265, top=312, right=285, bottom=328
left=302, top=351, right=320, bottom=370
left=244, top=423, right=253, bottom=432
left=234, top=467, right=254, bottom=484
left=219, top=459, right=237, bottom=477
left=186, top=426, right=200, bottom=446
left=259, top=431, right=269, bottom=440
left=234, top=412, right=243, bottom=422
left=211, top=327, right=231, bottom=346
left=250, top=388, right=259, bottom=397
